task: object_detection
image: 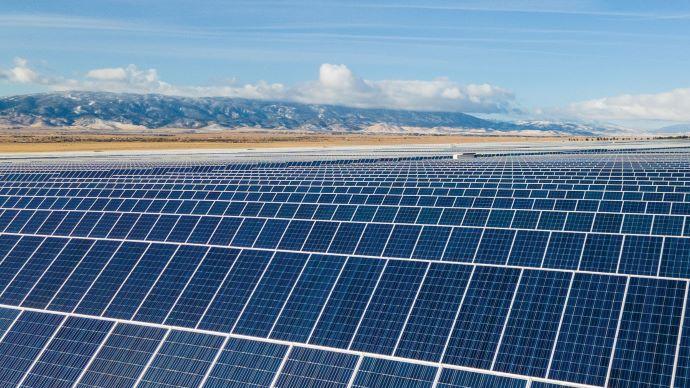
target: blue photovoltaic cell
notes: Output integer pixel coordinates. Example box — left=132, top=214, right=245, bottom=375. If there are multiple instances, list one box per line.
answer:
left=138, top=330, right=225, bottom=388
left=412, top=226, right=451, bottom=260
left=395, top=263, right=472, bottom=362
left=187, top=217, right=221, bottom=244
left=443, top=266, right=521, bottom=369
left=564, top=212, right=594, bottom=232
left=488, top=210, right=515, bottom=228
left=167, top=215, right=200, bottom=242
left=653, top=215, right=684, bottom=236
left=508, top=230, right=549, bottom=267
left=383, top=224, right=422, bottom=258
left=270, top=254, right=346, bottom=342
left=474, top=228, right=515, bottom=264
left=76, top=323, right=166, bottom=388
left=21, top=238, right=94, bottom=309
left=0, top=234, right=20, bottom=260
left=145, top=215, right=178, bottom=241
left=309, top=257, right=386, bottom=348
left=463, top=209, right=489, bottom=227
left=352, top=357, right=437, bottom=388
left=275, top=347, right=358, bottom=388
left=350, top=259, right=428, bottom=354
left=233, top=252, right=309, bottom=337
left=0, top=237, right=68, bottom=305
left=674, top=295, right=690, bottom=387
left=659, top=237, right=690, bottom=279
left=494, top=270, right=571, bottom=377
left=579, top=233, right=622, bottom=273
left=440, top=208, right=465, bottom=226
left=622, top=214, right=653, bottom=234
left=0, top=311, right=64, bottom=386
left=355, top=223, right=393, bottom=256
left=103, top=243, right=178, bottom=319
left=278, top=220, right=314, bottom=251
left=548, top=273, right=626, bottom=386
left=74, top=242, right=149, bottom=316
left=47, top=240, right=120, bottom=313
left=198, top=250, right=274, bottom=333
left=204, top=338, right=288, bottom=387
left=108, top=213, right=140, bottom=239
left=231, top=218, right=265, bottom=247
left=165, top=248, right=238, bottom=327
left=302, top=221, right=339, bottom=252
left=543, top=232, right=584, bottom=270
left=0, top=307, right=19, bottom=338
left=254, top=219, right=289, bottom=249
left=609, top=277, right=685, bottom=387
left=21, top=317, right=113, bottom=388
left=329, top=223, right=365, bottom=255
left=89, top=213, right=120, bottom=238
left=511, top=210, right=539, bottom=229
left=443, top=227, right=482, bottom=262
left=133, top=245, right=208, bottom=323
left=436, top=368, right=526, bottom=388
left=592, top=213, right=623, bottom=233
left=126, top=214, right=158, bottom=240
left=537, top=211, right=566, bottom=231
left=208, top=217, right=242, bottom=246
left=618, top=235, right=663, bottom=276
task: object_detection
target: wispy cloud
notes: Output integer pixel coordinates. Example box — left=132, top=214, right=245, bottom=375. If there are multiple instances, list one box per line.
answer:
left=335, top=1, right=690, bottom=20
left=1, top=58, right=516, bottom=114
left=0, top=14, right=220, bottom=37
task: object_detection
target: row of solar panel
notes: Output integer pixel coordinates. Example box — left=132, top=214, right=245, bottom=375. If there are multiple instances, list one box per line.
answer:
left=0, top=307, right=536, bottom=388
left=7, top=195, right=690, bottom=235
left=8, top=190, right=690, bottom=227
left=10, top=160, right=690, bottom=173
left=13, top=165, right=690, bottom=176
left=3, top=209, right=690, bottom=277
left=6, top=158, right=690, bottom=176
left=9, top=185, right=690, bottom=215
left=11, top=182, right=690, bottom=208
left=13, top=179, right=690, bottom=197
left=0, top=155, right=446, bottom=176
left=0, top=235, right=689, bottom=387
left=30, top=172, right=690, bottom=183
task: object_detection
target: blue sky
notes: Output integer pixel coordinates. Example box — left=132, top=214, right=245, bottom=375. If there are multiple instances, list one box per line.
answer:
left=2, top=0, right=690, bottom=127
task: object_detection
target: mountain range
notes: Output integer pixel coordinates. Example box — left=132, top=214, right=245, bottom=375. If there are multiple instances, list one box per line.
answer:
left=0, top=91, right=614, bottom=135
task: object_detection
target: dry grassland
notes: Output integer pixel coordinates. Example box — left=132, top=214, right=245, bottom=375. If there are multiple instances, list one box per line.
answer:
left=0, top=130, right=570, bottom=153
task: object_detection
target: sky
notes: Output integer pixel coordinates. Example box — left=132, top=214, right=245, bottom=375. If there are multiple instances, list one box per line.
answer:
left=1, top=0, right=690, bottom=129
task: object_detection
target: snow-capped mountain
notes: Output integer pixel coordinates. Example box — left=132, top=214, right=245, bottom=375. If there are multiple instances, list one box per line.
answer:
left=0, top=91, right=611, bottom=135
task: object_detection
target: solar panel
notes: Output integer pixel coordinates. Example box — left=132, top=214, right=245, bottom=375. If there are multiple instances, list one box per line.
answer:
left=2, top=150, right=690, bottom=386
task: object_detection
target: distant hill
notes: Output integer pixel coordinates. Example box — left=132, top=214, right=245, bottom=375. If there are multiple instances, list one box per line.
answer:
left=0, top=91, right=608, bottom=135
left=652, top=123, right=690, bottom=135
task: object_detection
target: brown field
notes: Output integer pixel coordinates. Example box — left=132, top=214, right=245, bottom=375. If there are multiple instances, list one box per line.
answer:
left=0, top=131, right=581, bottom=153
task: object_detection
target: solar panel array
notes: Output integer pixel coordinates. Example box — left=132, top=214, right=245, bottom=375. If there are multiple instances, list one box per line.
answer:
left=1, top=151, right=690, bottom=387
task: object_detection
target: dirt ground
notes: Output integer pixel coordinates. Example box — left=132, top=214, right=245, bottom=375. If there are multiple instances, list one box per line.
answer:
left=0, top=130, right=586, bottom=153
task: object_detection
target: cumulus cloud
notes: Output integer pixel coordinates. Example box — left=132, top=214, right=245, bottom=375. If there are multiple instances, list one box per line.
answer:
left=288, top=64, right=515, bottom=113
left=1, top=59, right=515, bottom=113
left=0, top=57, right=40, bottom=83
left=567, top=88, right=690, bottom=122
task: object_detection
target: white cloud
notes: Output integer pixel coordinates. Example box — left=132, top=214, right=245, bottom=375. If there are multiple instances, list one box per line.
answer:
left=0, top=57, right=40, bottom=83
left=567, top=88, right=690, bottom=122
left=288, top=64, right=515, bottom=113
left=86, top=67, right=128, bottom=81
left=1, top=59, right=515, bottom=113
